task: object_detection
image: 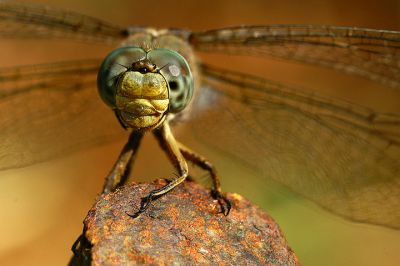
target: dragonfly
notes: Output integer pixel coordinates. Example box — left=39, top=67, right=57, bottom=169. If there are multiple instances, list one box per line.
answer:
left=0, top=2, right=399, bottom=228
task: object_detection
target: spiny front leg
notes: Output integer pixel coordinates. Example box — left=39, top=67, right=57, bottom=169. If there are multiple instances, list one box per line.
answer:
left=128, top=122, right=188, bottom=218
left=177, top=142, right=231, bottom=215
left=102, top=130, right=144, bottom=194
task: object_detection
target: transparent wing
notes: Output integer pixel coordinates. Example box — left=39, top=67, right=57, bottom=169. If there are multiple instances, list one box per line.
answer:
left=190, top=25, right=400, bottom=88
left=186, top=63, right=400, bottom=229
left=0, top=60, right=126, bottom=170
left=0, top=2, right=127, bottom=42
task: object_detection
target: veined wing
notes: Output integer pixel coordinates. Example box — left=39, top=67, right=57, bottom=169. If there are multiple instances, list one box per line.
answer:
left=0, top=60, right=126, bottom=170
left=187, top=63, right=400, bottom=229
left=0, top=2, right=127, bottom=42
left=190, top=25, right=400, bottom=88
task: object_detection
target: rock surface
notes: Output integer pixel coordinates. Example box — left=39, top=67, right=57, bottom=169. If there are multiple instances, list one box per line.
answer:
left=70, top=179, right=300, bottom=266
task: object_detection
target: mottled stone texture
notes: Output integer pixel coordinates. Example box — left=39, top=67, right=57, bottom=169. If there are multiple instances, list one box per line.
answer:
left=75, top=179, right=300, bottom=266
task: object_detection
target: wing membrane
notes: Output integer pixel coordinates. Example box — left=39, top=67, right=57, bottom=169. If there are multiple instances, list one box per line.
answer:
left=187, top=63, right=400, bottom=228
left=190, top=25, right=400, bottom=88
left=0, top=60, right=126, bottom=170
left=0, top=2, right=127, bottom=42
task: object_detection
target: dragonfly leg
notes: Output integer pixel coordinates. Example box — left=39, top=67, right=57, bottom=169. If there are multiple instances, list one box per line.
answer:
left=127, top=122, right=189, bottom=218
left=102, top=130, right=144, bottom=194
left=177, top=142, right=231, bottom=216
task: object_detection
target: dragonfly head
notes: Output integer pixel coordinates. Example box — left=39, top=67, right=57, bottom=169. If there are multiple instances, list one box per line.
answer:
left=98, top=46, right=194, bottom=130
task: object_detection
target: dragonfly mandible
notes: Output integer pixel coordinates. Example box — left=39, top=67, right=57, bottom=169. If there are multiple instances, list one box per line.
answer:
left=0, top=2, right=399, bottom=228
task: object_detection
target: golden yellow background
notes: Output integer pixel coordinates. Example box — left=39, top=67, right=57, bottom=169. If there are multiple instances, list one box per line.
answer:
left=0, top=0, right=399, bottom=265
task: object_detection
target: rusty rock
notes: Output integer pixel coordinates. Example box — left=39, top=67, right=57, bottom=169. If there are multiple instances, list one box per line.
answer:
left=72, top=179, right=300, bottom=266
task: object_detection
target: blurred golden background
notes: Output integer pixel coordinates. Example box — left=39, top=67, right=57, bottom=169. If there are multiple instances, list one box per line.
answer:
left=0, top=0, right=399, bottom=265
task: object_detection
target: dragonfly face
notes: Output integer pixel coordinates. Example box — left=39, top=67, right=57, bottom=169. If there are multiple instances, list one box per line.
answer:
left=98, top=45, right=194, bottom=130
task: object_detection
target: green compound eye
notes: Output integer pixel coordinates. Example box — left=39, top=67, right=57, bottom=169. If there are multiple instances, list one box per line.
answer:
left=148, top=49, right=194, bottom=113
left=98, top=46, right=147, bottom=108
